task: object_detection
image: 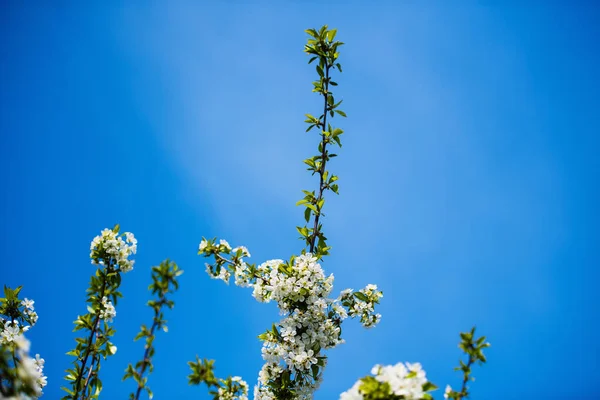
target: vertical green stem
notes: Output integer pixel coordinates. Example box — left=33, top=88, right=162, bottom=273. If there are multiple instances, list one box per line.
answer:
left=309, top=64, right=331, bottom=254
left=133, top=298, right=164, bottom=400
left=459, top=353, right=476, bottom=399
left=72, top=269, right=109, bottom=399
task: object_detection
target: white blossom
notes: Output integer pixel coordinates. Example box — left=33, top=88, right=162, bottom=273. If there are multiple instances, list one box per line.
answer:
left=199, top=239, right=208, bottom=252
left=339, top=381, right=362, bottom=400
left=7, top=335, right=48, bottom=398
left=21, top=299, right=34, bottom=310
left=233, top=246, right=251, bottom=257
left=1, top=321, right=20, bottom=343
left=98, top=296, right=116, bottom=322
left=341, top=362, right=431, bottom=400
left=444, top=384, right=453, bottom=399
left=89, top=228, right=136, bottom=273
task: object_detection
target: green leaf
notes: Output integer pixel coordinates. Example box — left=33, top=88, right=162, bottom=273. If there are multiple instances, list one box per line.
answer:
left=327, top=29, right=337, bottom=42
left=354, top=292, right=368, bottom=301
left=305, top=203, right=318, bottom=213
left=305, top=28, right=318, bottom=38
left=332, top=127, right=344, bottom=136
left=317, top=198, right=325, bottom=209
left=422, top=382, right=438, bottom=391
left=61, top=387, right=75, bottom=395
left=296, top=226, right=309, bottom=237
left=311, top=364, right=319, bottom=379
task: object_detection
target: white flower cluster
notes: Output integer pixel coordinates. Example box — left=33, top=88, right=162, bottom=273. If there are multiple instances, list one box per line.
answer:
left=1, top=320, right=28, bottom=344
left=199, top=239, right=383, bottom=400
left=90, top=228, right=137, bottom=272
left=216, top=376, right=249, bottom=400
left=20, top=299, right=38, bottom=326
left=98, top=296, right=116, bottom=322
left=15, top=338, right=47, bottom=399
left=340, top=363, right=430, bottom=400
left=0, top=321, right=47, bottom=398
left=444, top=385, right=453, bottom=399
left=252, top=256, right=346, bottom=399
left=339, top=285, right=383, bottom=328
left=1, top=296, right=39, bottom=345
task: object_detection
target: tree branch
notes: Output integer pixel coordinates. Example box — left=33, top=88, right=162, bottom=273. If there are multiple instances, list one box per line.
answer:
left=309, top=64, right=331, bottom=254
left=73, top=267, right=109, bottom=399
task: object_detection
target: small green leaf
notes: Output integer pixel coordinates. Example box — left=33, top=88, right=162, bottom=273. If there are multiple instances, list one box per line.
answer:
left=327, top=29, right=337, bottom=42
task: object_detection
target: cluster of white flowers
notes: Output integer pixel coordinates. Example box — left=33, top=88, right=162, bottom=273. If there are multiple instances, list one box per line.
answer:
left=0, top=320, right=47, bottom=398
left=98, top=296, right=116, bottom=322
left=444, top=385, right=453, bottom=399
left=20, top=299, right=38, bottom=326
left=1, top=298, right=39, bottom=346
left=216, top=376, right=249, bottom=400
left=199, top=239, right=383, bottom=400
left=339, top=284, right=383, bottom=328
left=340, top=363, right=430, bottom=400
left=0, top=305, right=38, bottom=349
left=14, top=337, right=47, bottom=399
left=90, top=228, right=137, bottom=272
left=0, top=291, right=47, bottom=398
left=1, top=320, right=26, bottom=344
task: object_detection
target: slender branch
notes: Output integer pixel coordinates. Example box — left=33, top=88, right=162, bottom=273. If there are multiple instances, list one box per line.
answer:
left=309, top=64, right=331, bottom=254
left=73, top=268, right=109, bottom=399
left=459, top=351, right=476, bottom=399
left=81, top=350, right=100, bottom=399
left=133, top=297, right=165, bottom=400
left=216, top=254, right=236, bottom=266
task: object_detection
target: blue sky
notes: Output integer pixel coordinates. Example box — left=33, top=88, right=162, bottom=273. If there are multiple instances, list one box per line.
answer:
left=1, top=2, right=599, bottom=399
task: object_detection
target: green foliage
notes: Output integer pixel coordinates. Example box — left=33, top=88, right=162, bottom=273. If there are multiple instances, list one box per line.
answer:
left=188, top=357, right=217, bottom=387
left=359, top=376, right=393, bottom=399
left=188, top=358, right=248, bottom=400
left=123, top=260, right=183, bottom=400
left=445, top=327, right=490, bottom=400
left=0, top=286, right=31, bottom=325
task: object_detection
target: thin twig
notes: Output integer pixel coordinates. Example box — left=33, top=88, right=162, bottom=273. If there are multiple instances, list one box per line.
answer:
left=309, top=64, right=331, bottom=254
left=459, top=352, right=476, bottom=399
left=133, top=297, right=166, bottom=400
left=73, top=266, right=110, bottom=399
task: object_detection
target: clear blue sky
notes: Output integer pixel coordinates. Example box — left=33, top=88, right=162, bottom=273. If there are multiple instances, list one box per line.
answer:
left=1, top=2, right=599, bottom=399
